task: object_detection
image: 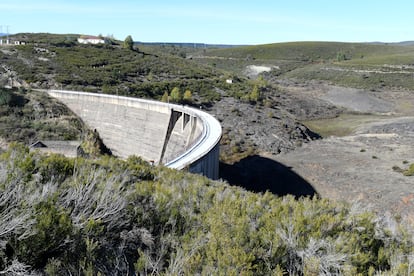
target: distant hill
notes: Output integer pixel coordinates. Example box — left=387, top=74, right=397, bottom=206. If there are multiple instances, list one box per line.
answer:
left=135, top=41, right=244, bottom=49
left=191, top=41, right=414, bottom=90
left=394, top=41, right=414, bottom=46
left=5, top=32, right=414, bottom=94
left=0, top=32, right=237, bottom=104
left=367, top=41, right=414, bottom=46
left=200, top=41, right=414, bottom=61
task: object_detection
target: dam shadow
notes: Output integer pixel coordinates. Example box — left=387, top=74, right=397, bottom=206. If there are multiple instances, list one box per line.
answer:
left=219, top=155, right=317, bottom=198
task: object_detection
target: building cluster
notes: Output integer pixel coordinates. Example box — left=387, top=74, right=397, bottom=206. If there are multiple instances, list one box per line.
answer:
left=77, top=35, right=107, bottom=45
left=0, top=34, right=108, bottom=47
left=0, top=38, right=25, bottom=45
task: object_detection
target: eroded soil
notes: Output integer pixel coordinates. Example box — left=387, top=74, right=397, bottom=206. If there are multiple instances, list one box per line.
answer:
left=267, top=81, right=414, bottom=220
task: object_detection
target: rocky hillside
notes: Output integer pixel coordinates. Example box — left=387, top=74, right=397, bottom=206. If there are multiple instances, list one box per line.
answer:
left=0, top=88, right=84, bottom=145
left=0, top=33, right=327, bottom=163
left=2, top=34, right=414, bottom=276
left=0, top=33, right=224, bottom=104
left=211, top=87, right=340, bottom=162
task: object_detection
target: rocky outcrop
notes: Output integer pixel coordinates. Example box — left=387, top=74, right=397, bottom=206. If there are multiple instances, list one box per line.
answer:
left=210, top=94, right=324, bottom=157
left=78, top=129, right=112, bottom=158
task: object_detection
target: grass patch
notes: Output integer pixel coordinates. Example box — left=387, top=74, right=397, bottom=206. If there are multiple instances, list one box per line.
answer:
left=284, top=63, right=414, bottom=90
left=301, top=114, right=383, bottom=137
left=403, top=164, right=414, bottom=176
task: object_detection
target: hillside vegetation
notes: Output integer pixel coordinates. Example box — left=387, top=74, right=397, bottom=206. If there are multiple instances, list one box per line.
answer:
left=203, top=42, right=414, bottom=61
left=1, top=144, right=414, bottom=275
left=2, top=34, right=414, bottom=275
left=0, top=88, right=83, bottom=144
left=196, top=41, right=414, bottom=90
left=0, top=33, right=255, bottom=105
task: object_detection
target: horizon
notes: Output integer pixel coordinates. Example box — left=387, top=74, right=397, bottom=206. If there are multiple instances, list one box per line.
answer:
left=3, top=33, right=414, bottom=46
left=1, top=1, right=414, bottom=45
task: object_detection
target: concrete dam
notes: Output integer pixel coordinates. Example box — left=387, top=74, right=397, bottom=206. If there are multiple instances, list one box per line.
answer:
left=46, top=90, right=222, bottom=179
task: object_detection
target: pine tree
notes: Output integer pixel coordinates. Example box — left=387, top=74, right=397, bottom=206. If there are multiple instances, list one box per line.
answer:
left=170, top=87, right=182, bottom=103
left=249, top=85, right=261, bottom=103
left=183, top=89, right=192, bottom=103
left=124, top=35, right=134, bottom=50
left=161, top=91, right=169, bottom=102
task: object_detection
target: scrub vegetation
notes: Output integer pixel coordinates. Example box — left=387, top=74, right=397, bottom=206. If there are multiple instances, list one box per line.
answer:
left=0, top=88, right=83, bottom=144
left=2, top=33, right=414, bottom=275
left=1, top=33, right=257, bottom=106
left=196, top=41, right=414, bottom=90
left=1, top=144, right=414, bottom=275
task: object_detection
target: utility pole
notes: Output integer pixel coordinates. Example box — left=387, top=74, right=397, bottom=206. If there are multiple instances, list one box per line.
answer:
left=6, top=25, right=10, bottom=44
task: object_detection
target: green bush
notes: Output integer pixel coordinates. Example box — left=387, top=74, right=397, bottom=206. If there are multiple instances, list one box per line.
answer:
left=0, top=145, right=413, bottom=275
left=183, top=89, right=193, bottom=103
left=170, top=87, right=182, bottom=103
left=0, top=90, right=83, bottom=143
left=0, top=89, right=12, bottom=106
left=14, top=199, right=74, bottom=268
left=38, top=153, right=74, bottom=182
left=403, top=163, right=414, bottom=176
left=78, top=129, right=112, bottom=158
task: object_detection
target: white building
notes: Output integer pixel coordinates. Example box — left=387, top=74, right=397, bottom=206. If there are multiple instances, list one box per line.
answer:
left=77, top=35, right=106, bottom=45
left=0, top=39, right=24, bottom=45
left=0, top=39, right=10, bottom=45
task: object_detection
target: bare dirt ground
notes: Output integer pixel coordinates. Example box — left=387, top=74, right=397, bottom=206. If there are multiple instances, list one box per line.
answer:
left=267, top=82, right=414, bottom=220
left=321, top=87, right=393, bottom=113
left=243, top=65, right=279, bottom=78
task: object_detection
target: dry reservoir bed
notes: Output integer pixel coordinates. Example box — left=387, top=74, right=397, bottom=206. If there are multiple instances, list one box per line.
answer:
left=270, top=116, right=414, bottom=220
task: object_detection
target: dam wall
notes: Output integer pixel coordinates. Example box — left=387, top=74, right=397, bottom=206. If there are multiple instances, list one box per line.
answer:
left=46, top=90, right=221, bottom=179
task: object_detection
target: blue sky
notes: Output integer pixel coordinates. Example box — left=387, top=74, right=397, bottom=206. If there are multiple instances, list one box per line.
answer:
left=1, top=0, right=413, bottom=44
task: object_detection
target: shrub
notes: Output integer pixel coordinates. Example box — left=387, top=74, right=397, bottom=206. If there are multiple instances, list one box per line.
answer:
left=14, top=199, right=74, bottom=268
left=161, top=91, right=169, bottom=102
left=124, top=35, right=134, bottom=50
left=183, top=89, right=193, bottom=103
left=0, top=145, right=414, bottom=275
left=0, top=89, right=12, bottom=106
left=38, top=153, right=74, bottom=182
left=392, top=165, right=404, bottom=173
left=403, top=163, right=414, bottom=176
left=0, top=89, right=27, bottom=107
left=249, top=85, right=261, bottom=103
left=78, top=129, right=112, bottom=158
left=170, top=87, right=182, bottom=103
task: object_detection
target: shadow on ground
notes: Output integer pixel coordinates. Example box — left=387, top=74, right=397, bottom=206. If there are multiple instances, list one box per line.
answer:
left=220, top=155, right=317, bottom=197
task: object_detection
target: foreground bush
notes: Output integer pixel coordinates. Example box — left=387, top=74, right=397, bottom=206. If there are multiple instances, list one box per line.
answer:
left=0, top=144, right=413, bottom=275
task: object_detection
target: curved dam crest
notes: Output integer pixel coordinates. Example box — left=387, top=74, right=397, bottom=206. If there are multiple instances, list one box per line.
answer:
left=45, top=90, right=222, bottom=179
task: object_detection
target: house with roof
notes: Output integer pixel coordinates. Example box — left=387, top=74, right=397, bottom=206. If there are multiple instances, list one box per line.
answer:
left=77, top=35, right=106, bottom=45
